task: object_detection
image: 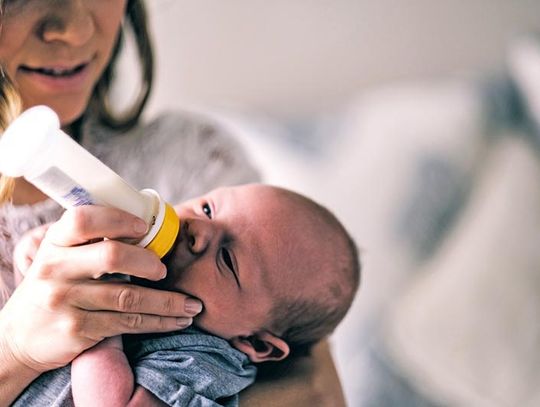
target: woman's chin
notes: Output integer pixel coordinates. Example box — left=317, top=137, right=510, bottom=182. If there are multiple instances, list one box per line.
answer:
left=54, top=104, right=88, bottom=128
left=22, top=96, right=90, bottom=129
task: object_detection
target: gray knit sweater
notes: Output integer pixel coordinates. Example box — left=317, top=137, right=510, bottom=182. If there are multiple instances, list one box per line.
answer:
left=0, top=111, right=260, bottom=306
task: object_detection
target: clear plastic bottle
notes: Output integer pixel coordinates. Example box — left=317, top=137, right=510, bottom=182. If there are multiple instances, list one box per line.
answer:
left=0, top=105, right=179, bottom=258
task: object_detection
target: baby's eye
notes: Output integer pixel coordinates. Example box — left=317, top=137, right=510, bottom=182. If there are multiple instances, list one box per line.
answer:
left=202, top=202, right=212, bottom=219
left=220, top=247, right=234, bottom=271
left=219, top=247, right=240, bottom=287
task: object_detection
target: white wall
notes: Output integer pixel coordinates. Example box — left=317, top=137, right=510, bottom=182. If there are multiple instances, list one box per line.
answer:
left=145, top=0, right=540, bottom=118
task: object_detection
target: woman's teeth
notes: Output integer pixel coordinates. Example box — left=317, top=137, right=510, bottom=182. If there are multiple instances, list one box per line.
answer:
left=21, top=64, right=86, bottom=77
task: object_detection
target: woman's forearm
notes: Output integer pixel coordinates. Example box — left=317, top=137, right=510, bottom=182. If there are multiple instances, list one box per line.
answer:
left=0, top=336, right=40, bottom=407
left=0, top=276, right=40, bottom=406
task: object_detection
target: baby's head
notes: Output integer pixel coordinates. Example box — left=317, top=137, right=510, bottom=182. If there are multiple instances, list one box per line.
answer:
left=162, top=183, right=360, bottom=362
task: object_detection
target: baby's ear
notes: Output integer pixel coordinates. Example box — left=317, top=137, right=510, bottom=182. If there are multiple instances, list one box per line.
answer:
left=231, top=331, right=290, bottom=363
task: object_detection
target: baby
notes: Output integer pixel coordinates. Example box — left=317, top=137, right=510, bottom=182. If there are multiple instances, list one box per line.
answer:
left=13, top=183, right=361, bottom=407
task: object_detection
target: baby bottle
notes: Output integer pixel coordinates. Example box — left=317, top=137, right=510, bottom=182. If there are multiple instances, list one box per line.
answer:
left=0, top=105, right=179, bottom=258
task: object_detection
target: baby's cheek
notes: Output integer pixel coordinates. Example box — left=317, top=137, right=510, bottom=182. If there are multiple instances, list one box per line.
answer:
left=194, top=303, right=240, bottom=340
left=193, top=310, right=220, bottom=336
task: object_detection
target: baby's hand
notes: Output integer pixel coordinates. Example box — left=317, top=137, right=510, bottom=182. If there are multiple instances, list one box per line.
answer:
left=13, top=223, right=51, bottom=282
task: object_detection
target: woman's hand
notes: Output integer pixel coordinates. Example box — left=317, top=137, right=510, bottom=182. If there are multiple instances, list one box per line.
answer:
left=0, top=205, right=201, bottom=374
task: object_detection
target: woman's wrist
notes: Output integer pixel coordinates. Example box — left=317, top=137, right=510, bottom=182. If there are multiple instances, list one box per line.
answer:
left=0, top=334, right=41, bottom=406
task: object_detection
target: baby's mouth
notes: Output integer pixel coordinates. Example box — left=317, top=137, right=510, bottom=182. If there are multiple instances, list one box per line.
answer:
left=19, top=62, right=88, bottom=78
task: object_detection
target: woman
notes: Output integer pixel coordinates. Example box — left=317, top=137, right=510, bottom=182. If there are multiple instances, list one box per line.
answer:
left=0, top=1, right=344, bottom=405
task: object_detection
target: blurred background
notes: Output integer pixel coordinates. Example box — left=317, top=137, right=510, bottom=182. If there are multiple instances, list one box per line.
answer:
left=144, top=0, right=539, bottom=118
left=123, top=1, right=540, bottom=405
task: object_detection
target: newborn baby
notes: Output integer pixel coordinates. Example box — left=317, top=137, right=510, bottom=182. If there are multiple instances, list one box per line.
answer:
left=13, top=183, right=361, bottom=407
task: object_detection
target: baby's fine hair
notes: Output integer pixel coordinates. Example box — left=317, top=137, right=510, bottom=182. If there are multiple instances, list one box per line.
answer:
left=267, top=188, right=361, bottom=357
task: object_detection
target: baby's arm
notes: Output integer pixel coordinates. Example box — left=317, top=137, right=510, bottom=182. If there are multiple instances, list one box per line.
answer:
left=71, top=335, right=134, bottom=406
left=71, top=336, right=168, bottom=407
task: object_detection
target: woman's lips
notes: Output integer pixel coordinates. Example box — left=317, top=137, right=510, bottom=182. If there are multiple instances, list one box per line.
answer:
left=19, top=62, right=87, bottom=76
left=17, top=61, right=93, bottom=92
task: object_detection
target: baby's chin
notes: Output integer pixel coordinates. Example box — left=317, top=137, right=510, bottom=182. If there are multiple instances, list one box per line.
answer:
left=130, top=275, right=166, bottom=289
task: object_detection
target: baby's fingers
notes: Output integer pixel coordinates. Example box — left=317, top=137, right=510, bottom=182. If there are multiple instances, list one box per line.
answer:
left=13, top=223, right=51, bottom=277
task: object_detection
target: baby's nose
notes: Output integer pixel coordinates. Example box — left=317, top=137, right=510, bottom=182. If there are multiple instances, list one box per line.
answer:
left=186, top=220, right=212, bottom=255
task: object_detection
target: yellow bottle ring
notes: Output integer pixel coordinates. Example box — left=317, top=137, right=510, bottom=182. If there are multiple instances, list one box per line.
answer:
left=146, top=203, right=180, bottom=258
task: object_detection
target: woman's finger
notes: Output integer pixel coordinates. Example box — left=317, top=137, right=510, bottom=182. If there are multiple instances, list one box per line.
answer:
left=78, top=310, right=194, bottom=339
left=70, top=281, right=202, bottom=318
left=45, top=205, right=148, bottom=247
left=31, top=239, right=166, bottom=281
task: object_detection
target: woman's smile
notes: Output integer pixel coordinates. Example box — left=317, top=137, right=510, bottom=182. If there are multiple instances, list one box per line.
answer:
left=17, top=58, right=95, bottom=93
left=0, top=0, right=126, bottom=124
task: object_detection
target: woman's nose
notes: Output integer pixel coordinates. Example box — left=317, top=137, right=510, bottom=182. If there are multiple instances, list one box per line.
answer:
left=39, top=1, right=95, bottom=46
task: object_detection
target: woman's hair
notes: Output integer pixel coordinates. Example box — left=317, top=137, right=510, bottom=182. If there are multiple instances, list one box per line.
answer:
left=0, top=73, right=22, bottom=203
left=0, top=0, right=154, bottom=203
left=90, top=0, right=154, bottom=130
